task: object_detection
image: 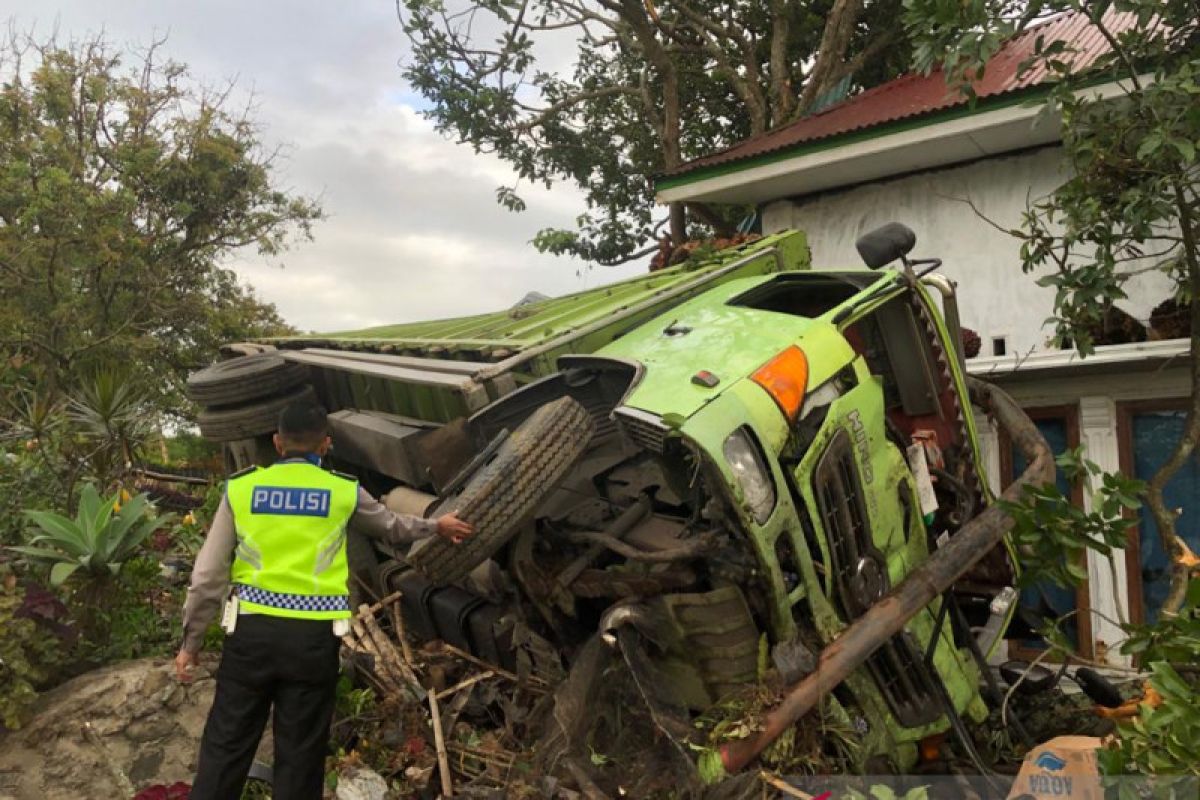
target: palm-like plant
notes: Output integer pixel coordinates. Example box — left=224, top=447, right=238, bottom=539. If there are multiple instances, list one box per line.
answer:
left=69, top=369, right=156, bottom=481
left=8, top=484, right=173, bottom=585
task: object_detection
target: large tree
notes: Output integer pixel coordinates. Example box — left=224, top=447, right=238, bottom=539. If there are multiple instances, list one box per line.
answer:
left=400, top=0, right=910, bottom=265
left=0, top=32, right=319, bottom=499
left=903, top=0, right=1199, bottom=614
left=0, top=33, right=319, bottom=416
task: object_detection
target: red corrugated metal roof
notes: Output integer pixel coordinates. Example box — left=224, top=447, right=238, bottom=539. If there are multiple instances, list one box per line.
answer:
left=663, top=10, right=1131, bottom=181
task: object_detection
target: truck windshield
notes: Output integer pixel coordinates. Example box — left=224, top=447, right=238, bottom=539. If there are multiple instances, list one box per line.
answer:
left=728, top=273, right=878, bottom=318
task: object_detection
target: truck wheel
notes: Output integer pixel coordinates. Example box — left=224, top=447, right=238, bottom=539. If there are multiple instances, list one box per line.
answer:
left=407, top=396, right=594, bottom=585
left=197, top=385, right=316, bottom=442
left=187, top=354, right=309, bottom=407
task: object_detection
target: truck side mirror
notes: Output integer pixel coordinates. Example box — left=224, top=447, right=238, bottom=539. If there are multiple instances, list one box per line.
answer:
left=855, top=222, right=916, bottom=269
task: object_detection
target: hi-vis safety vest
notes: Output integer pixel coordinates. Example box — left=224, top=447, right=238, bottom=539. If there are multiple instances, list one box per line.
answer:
left=225, top=461, right=358, bottom=620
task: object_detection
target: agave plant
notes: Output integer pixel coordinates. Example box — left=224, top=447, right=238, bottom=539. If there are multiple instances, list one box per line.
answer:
left=8, top=484, right=174, bottom=585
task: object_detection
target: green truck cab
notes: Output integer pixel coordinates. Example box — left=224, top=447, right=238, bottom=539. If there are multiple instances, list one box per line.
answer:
left=191, top=226, right=1023, bottom=774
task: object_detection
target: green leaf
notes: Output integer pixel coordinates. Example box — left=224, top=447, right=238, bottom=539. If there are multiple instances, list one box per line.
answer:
left=1171, top=138, right=1196, bottom=164
left=22, top=510, right=90, bottom=557
left=1149, top=662, right=1192, bottom=703
left=1136, top=133, right=1162, bottom=160
left=1118, top=494, right=1141, bottom=510
left=88, top=492, right=117, bottom=545
left=77, top=483, right=103, bottom=539
left=109, top=513, right=171, bottom=563
left=49, top=561, right=82, bottom=586
left=5, top=545, right=72, bottom=563
left=97, top=494, right=150, bottom=561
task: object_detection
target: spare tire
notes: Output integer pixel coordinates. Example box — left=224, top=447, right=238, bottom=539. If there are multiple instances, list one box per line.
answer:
left=187, top=354, right=309, bottom=407
left=197, top=384, right=316, bottom=442
left=407, top=396, right=594, bottom=585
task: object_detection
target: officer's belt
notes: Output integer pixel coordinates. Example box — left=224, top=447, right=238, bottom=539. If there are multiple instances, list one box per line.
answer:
left=234, top=584, right=350, bottom=613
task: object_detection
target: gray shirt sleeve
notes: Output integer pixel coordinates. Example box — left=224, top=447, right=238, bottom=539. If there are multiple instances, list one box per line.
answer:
left=350, top=486, right=437, bottom=544
left=179, top=486, right=436, bottom=653
left=181, top=495, right=236, bottom=653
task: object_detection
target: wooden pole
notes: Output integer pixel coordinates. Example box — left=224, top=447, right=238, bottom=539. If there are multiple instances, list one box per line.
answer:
left=428, top=691, right=454, bottom=798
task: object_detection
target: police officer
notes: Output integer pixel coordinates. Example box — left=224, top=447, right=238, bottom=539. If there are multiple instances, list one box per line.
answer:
left=175, top=400, right=473, bottom=799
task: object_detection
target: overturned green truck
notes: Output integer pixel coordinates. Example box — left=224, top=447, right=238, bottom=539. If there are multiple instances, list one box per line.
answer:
left=189, top=227, right=1052, bottom=776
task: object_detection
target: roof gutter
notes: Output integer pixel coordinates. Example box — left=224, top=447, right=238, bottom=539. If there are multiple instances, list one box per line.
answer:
left=656, top=79, right=1129, bottom=206
left=966, top=338, right=1191, bottom=382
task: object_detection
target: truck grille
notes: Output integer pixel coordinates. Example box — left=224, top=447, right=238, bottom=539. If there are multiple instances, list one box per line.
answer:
left=577, top=394, right=618, bottom=440
left=614, top=407, right=668, bottom=453
left=864, top=635, right=943, bottom=728
left=814, top=431, right=883, bottom=619
left=813, top=429, right=940, bottom=728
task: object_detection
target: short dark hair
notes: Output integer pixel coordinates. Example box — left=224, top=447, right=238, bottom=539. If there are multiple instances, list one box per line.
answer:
left=277, top=400, right=329, bottom=445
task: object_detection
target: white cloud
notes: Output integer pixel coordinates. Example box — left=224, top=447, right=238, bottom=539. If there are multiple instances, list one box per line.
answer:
left=9, top=1, right=649, bottom=333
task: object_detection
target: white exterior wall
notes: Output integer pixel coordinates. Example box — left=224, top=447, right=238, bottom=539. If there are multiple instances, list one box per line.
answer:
left=760, top=147, right=1188, bottom=665
left=763, top=147, right=1176, bottom=359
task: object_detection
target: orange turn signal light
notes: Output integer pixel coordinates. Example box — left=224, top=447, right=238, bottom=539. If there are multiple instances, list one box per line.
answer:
left=751, top=345, right=808, bottom=421
left=919, top=732, right=946, bottom=763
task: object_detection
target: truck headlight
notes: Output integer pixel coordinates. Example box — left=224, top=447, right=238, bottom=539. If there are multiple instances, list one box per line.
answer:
left=722, top=427, right=776, bottom=524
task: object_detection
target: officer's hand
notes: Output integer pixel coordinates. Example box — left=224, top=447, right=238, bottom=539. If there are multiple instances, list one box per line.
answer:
left=435, top=513, right=474, bottom=544
left=174, top=648, right=198, bottom=683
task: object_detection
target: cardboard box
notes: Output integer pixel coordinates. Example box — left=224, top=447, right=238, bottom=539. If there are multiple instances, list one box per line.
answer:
left=1008, top=736, right=1104, bottom=799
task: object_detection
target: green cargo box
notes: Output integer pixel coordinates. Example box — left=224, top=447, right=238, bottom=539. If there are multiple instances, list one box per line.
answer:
left=267, top=231, right=809, bottom=424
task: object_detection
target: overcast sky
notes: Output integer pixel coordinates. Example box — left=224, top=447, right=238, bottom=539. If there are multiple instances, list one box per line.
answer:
left=8, top=2, right=649, bottom=333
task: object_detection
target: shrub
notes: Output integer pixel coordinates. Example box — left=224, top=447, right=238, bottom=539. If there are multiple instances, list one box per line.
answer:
left=1098, top=579, right=1200, bottom=781
left=9, top=483, right=173, bottom=586
left=72, top=556, right=186, bottom=665
left=0, top=575, right=64, bottom=729
left=0, top=444, right=60, bottom=549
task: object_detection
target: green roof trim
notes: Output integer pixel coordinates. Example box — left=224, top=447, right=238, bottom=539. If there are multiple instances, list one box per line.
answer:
left=655, top=82, right=1056, bottom=193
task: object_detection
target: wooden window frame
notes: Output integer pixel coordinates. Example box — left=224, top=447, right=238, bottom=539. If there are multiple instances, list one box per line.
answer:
left=998, top=404, right=1093, bottom=662
left=1116, top=398, right=1191, bottom=627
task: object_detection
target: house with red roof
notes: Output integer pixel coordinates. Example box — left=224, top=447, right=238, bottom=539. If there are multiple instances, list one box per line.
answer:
left=655, top=11, right=1197, bottom=666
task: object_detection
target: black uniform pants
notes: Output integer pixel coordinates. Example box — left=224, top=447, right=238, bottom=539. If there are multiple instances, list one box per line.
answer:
left=191, top=614, right=340, bottom=800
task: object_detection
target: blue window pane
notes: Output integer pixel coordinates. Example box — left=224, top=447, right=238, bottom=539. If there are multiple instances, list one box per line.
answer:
left=1131, top=411, right=1200, bottom=624
left=1011, top=418, right=1079, bottom=650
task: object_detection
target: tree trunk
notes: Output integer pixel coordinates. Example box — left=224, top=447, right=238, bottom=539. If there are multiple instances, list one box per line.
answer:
left=669, top=202, right=686, bottom=247
left=768, top=0, right=793, bottom=125
left=797, top=0, right=864, bottom=115
left=661, top=63, right=686, bottom=245
left=621, top=0, right=686, bottom=247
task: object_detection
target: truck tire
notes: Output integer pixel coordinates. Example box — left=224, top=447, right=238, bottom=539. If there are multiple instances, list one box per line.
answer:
left=186, top=354, right=309, bottom=407
left=407, top=396, right=594, bottom=585
left=197, top=385, right=316, bottom=442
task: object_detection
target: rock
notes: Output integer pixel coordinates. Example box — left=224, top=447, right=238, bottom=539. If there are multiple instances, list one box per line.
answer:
left=129, top=748, right=166, bottom=784
left=0, top=656, right=273, bottom=800
left=403, top=764, right=433, bottom=789
left=335, top=765, right=388, bottom=800
left=141, top=668, right=170, bottom=698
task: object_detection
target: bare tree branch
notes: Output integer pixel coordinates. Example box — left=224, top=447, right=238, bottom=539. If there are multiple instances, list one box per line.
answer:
left=516, top=85, right=641, bottom=132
